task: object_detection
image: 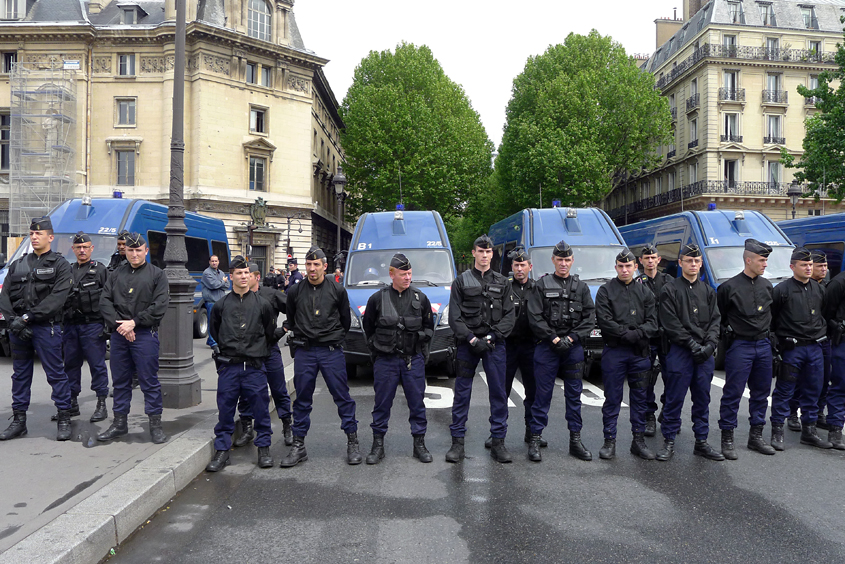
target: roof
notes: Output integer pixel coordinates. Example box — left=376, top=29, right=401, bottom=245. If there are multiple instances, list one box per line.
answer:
left=25, top=0, right=86, bottom=22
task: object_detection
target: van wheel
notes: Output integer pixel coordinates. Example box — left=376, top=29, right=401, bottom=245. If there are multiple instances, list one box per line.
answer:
left=346, top=362, right=358, bottom=380
left=714, top=344, right=725, bottom=371
left=193, top=309, right=208, bottom=339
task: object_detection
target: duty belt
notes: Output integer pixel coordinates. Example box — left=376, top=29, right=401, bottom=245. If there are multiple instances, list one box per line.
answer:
left=216, top=355, right=263, bottom=369
left=793, top=337, right=826, bottom=347
left=735, top=331, right=770, bottom=342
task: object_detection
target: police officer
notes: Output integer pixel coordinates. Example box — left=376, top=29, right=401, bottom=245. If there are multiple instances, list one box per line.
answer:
left=61, top=231, right=110, bottom=423
left=446, top=235, right=515, bottom=463
left=201, top=255, right=229, bottom=352
left=205, top=256, right=278, bottom=472
left=716, top=239, right=777, bottom=459
left=107, top=230, right=129, bottom=272
left=0, top=216, right=73, bottom=441
left=821, top=258, right=845, bottom=449
left=284, top=257, right=303, bottom=292
left=595, top=248, right=658, bottom=460
left=800, top=250, right=831, bottom=431
left=526, top=240, right=594, bottom=462
left=637, top=244, right=672, bottom=436
left=362, top=253, right=434, bottom=464
left=769, top=247, right=832, bottom=450
left=656, top=243, right=723, bottom=462
left=97, top=232, right=170, bottom=444
left=280, top=246, right=360, bottom=467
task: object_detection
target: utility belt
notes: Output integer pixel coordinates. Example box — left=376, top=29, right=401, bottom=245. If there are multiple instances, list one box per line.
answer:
left=214, top=355, right=264, bottom=369
left=779, top=336, right=827, bottom=351
left=288, top=336, right=341, bottom=351
left=734, top=331, right=771, bottom=342
left=66, top=315, right=104, bottom=326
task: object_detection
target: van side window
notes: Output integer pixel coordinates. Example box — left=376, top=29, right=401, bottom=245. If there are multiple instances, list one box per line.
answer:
left=656, top=241, right=681, bottom=278
left=806, top=242, right=844, bottom=277
left=501, top=241, right=516, bottom=275
left=147, top=230, right=167, bottom=269
left=491, top=244, right=503, bottom=273
left=185, top=236, right=211, bottom=272
left=212, top=241, right=230, bottom=271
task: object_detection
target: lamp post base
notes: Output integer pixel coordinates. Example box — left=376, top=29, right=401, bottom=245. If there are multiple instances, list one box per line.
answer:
left=158, top=274, right=202, bottom=409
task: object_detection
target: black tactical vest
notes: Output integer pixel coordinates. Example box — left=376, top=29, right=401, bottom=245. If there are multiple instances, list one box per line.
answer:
left=68, top=261, right=103, bottom=320
left=370, top=288, right=424, bottom=355
left=538, top=274, right=583, bottom=330
left=7, top=252, right=62, bottom=317
left=458, top=270, right=505, bottom=331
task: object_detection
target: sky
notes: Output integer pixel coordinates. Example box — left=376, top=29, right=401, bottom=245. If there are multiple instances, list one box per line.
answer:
left=295, top=0, right=679, bottom=149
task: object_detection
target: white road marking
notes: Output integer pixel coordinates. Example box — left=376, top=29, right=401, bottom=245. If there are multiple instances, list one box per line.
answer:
left=711, top=375, right=772, bottom=406
left=423, top=385, right=454, bottom=409
left=479, top=372, right=516, bottom=407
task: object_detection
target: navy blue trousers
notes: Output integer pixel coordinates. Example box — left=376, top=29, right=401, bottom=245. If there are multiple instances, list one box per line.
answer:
left=205, top=302, right=217, bottom=348
left=214, top=363, right=272, bottom=451
left=110, top=329, right=163, bottom=415
left=601, top=345, right=651, bottom=439
left=530, top=341, right=585, bottom=434
left=291, top=346, right=357, bottom=437
left=9, top=325, right=71, bottom=412
left=450, top=342, right=508, bottom=438
left=505, top=338, right=536, bottom=425
left=772, top=344, right=823, bottom=425
left=371, top=353, right=427, bottom=435
left=718, top=339, right=773, bottom=430
left=789, top=339, right=830, bottom=415
left=646, top=346, right=667, bottom=414
left=661, top=343, right=714, bottom=441
left=238, top=344, right=291, bottom=420
left=63, top=322, right=110, bottom=398
left=828, top=341, right=845, bottom=428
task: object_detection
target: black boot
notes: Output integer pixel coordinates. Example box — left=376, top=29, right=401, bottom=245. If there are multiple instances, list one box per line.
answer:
left=569, top=431, right=592, bottom=461
left=490, top=437, right=513, bottom=463
left=631, top=433, right=655, bottom=460
left=721, top=429, right=738, bottom=460
left=524, top=427, right=547, bottom=447
left=0, top=410, right=28, bottom=440
left=800, top=422, right=833, bottom=449
left=97, top=413, right=128, bottom=441
left=56, top=410, right=72, bottom=441
left=206, top=450, right=229, bottom=472
left=281, top=417, right=293, bottom=447
left=644, top=413, right=657, bottom=437
left=817, top=412, right=830, bottom=431
left=694, top=439, right=725, bottom=461
left=528, top=434, right=542, bottom=462
left=90, top=396, right=108, bottom=423
left=366, top=433, right=385, bottom=465
left=257, top=446, right=274, bottom=468
left=53, top=397, right=80, bottom=421
left=828, top=426, right=845, bottom=451
left=771, top=423, right=785, bottom=451
left=280, top=436, right=307, bottom=467
left=787, top=412, right=801, bottom=432
left=233, top=417, right=254, bottom=447
left=655, top=439, right=674, bottom=461
left=599, top=438, right=616, bottom=460
left=347, top=432, right=363, bottom=465
left=747, top=425, right=776, bottom=455
left=413, top=434, right=433, bottom=463
left=149, top=414, right=168, bottom=444
left=445, top=436, right=465, bottom=463
left=484, top=435, right=493, bottom=449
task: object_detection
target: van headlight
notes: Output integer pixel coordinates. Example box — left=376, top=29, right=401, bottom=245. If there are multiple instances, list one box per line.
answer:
left=438, top=305, right=449, bottom=326
left=350, top=308, right=360, bottom=328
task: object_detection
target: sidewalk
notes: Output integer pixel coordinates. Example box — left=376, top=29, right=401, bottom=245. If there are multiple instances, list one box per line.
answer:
left=0, top=340, right=294, bottom=564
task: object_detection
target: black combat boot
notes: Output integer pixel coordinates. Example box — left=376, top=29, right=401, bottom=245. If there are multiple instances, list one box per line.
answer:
left=721, top=429, right=738, bottom=460
left=747, top=425, right=776, bottom=455
left=149, top=414, right=168, bottom=444
left=771, top=423, right=785, bottom=451
left=206, top=450, right=229, bottom=472
left=56, top=410, right=72, bottom=441
left=490, top=437, right=512, bottom=463
left=347, top=432, right=363, bottom=465
left=817, top=412, right=830, bottom=431
left=800, top=422, right=833, bottom=449
left=0, top=410, right=27, bottom=440
left=413, top=434, right=433, bottom=463
left=90, top=396, right=108, bottom=423
left=279, top=436, right=307, bottom=467
left=484, top=435, right=493, bottom=449
left=528, top=434, right=542, bottom=462
left=828, top=426, right=845, bottom=451
left=644, top=413, right=657, bottom=437
left=787, top=411, right=801, bottom=432
left=655, top=439, right=675, bottom=461
left=257, top=447, right=274, bottom=468
left=445, top=436, right=465, bottom=463
left=53, top=397, right=80, bottom=421
left=97, top=413, right=129, bottom=441
left=599, top=438, right=616, bottom=460
left=366, top=433, right=385, bottom=465
left=694, top=439, right=725, bottom=461
left=631, top=433, right=655, bottom=460
left=281, top=417, right=294, bottom=446
left=569, top=431, right=592, bottom=461
left=233, top=417, right=254, bottom=447
left=524, top=427, right=547, bottom=447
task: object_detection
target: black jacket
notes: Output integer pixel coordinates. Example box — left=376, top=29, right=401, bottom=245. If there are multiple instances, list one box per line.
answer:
left=526, top=273, right=595, bottom=343
left=362, top=285, right=434, bottom=356
left=0, top=250, right=72, bottom=324
left=771, top=277, right=826, bottom=342
left=596, top=277, right=658, bottom=345
left=99, top=261, right=170, bottom=331
left=65, top=260, right=109, bottom=325
left=210, top=290, right=276, bottom=359
left=508, top=277, right=535, bottom=343
left=257, top=285, right=287, bottom=316
left=717, top=272, right=773, bottom=339
left=284, top=276, right=351, bottom=346
left=823, top=270, right=845, bottom=325
left=659, top=275, right=720, bottom=349
left=448, top=267, right=515, bottom=343
left=107, top=251, right=127, bottom=272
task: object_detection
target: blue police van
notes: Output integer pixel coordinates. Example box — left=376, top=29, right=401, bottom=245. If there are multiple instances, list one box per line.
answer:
left=343, top=209, right=457, bottom=376
left=778, top=213, right=845, bottom=279
left=487, top=207, right=627, bottom=359
left=0, top=197, right=230, bottom=355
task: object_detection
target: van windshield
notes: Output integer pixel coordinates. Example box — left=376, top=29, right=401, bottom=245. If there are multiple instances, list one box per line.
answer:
left=705, top=246, right=794, bottom=283
left=346, top=249, right=455, bottom=286
left=530, top=246, right=624, bottom=282
left=8, top=234, right=118, bottom=266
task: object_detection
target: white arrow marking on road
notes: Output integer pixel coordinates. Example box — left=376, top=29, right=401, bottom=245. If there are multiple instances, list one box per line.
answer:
left=579, top=381, right=626, bottom=408
left=510, top=377, right=526, bottom=400
left=479, top=372, right=517, bottom=407
left=424, top=384, right=454, bottom=409
left=711, top=375, right=772, bottom=406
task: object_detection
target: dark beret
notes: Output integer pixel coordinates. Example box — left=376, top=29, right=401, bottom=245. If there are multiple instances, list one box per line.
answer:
left=30, top=216, right=52, bottom=232
left=124, top=232, right=146, bottom=248
left=553, top=240, right=573, bottom=258
left=72, top=231, right=91, bottom=245
left=473, top=235, right=493, bottom=249
left=390, top=253, right=412, bottom=270
left=744, top=239, right=772, bottom=258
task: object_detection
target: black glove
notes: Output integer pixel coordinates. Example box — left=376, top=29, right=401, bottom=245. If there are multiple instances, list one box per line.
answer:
left=621, top=329, right=640, bottom=345
left=552, top=337, right=572, bottom=356
left=692, top=343, right=714, bottom=364
left=273, top=326, right=287, bottom=342
left=9, top=316, right=27, bottom=337
left=470, top=337, right=491, bottom=355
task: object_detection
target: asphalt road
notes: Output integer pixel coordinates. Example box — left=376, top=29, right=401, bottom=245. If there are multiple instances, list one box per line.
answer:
left=108, top=364, right=845, bottom=563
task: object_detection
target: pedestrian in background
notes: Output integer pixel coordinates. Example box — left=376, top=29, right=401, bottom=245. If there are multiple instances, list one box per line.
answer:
left=107, top=230, right=129, bottom=272
left=201, top=255, right=229, bottom=352
left=285, top=257, right=303, bottom=292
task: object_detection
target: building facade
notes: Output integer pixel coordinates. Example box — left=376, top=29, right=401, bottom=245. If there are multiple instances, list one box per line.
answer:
left=605, top=0, right=845, bottom=225
left=0, top=0, right=350, bottom=270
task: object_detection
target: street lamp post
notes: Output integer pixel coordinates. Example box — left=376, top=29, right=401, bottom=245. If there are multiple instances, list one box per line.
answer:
left=333, top=166, right=347, bottom=264
left=788, top=179, right=802, bottom=219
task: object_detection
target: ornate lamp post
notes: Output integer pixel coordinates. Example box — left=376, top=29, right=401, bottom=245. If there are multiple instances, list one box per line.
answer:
left=332, top=166, right=347, bottom=264
left=788, top=179, right=802, bottom=219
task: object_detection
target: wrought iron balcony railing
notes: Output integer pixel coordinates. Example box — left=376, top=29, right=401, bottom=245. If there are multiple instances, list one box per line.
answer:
left=686, top=93, right=700, bottom=111
left=718, top=87, right=745, bottom=102
left=764, top=136, right=786, bottom=145
left=762, top=90, right=788, bottom=104
left=720, top=134, right=743, bottom=143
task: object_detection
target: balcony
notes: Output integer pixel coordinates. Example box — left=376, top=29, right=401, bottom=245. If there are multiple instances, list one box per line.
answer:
left=688, top=139, right=699, bottom=149
left=718, top=88, right=745, bottom=102
left=686, top=93, right=700, bottom=112
left=762, top=90, right=788, bottom=104
left=667, top=149, right=676, bottom=158
left=764, top=136, right=786, bottom=145
left=805, top=96, right=819, bottom=106
left=670, top=107, right=677, bottom=120
left=720, top=134, right=743, bottom=143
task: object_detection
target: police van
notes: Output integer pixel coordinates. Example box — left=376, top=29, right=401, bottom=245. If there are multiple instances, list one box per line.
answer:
left=0, top=197, right=230, bottom=354
left=343, top=208, right=456, bottom=376
left=487, top=207, right=627, bottom=359
left=778, top=213, right=845, bottom=279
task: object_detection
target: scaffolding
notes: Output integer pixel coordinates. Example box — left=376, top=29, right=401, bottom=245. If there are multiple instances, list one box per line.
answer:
left=8, top=62, right=77, bottom=235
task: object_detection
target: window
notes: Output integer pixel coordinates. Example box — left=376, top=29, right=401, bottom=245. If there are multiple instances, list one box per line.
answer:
left=668, top=171, right=676, bottom=192
left=809, top=40, right=821, bottom=55
left=260, top=66, right=270, bottom=87
left=725, top=159, right=738, bottom=187
left=247, top=0, right=272, bottom=41
left=690, top=78, right=698, bottom=96
left=809, top=74, right=819, bottom=90
left=185, top=236, right=211, bottom=272
left=801, top=6, right=817, bottom=29
left=116, top=150, right=135, bottom=185
left=724, top=113, right=739, bottom=138
left=723, top=35, right=737, bottom=57
left=759, top=3, right=776, bottom=26
left=118, top=54, right=135, bottom=76
left=122, top=7, right=136, bottom=24
left=689, top=162, right=698, bottom=184
left=211, top=241, right=230, bottom=271
left=655, top=177, right=662, bottom=194
left=767, top=115, right=781, bottom=137
left=2, top=51, right=15, bottom=73
left=724, top=70, right=739, bottom=97
left=249, top=107, right=266, bottom=134
left=768, top=161, right=780, bottom=184
left=116, top=98, right=136, bottom=126
left=1, top=113, right=9, bottom=170
left=246, top=63, right=256, bottom=84
left=249, top=156, right=266, bottom=191
left=728, top=2, right=743, bottom=24
left=689, top=118, right=698, bottom=142
left=765, top=37, right=779, bottom=59
left=3, top=0, right=21, bottom=19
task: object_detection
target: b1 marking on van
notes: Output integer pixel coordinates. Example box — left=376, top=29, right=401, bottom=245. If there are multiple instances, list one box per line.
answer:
left=709, top=237, right=719, bottom=244
left=98, top=227, right=117, bottom=234
left=356, top=243, right=372, bottom=250
left=426, top=241, right=442, bottom=247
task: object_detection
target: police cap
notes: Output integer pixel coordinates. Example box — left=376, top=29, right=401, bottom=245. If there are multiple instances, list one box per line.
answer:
left=117, top=230, right=130, bottom=241
left=230, top=255, right=248, bottom=270
left=508, top=246, right=530, bottom=263
left=30, top=216, right=52, bottom=232
left=744, top=239, right=772, bottom=258
left=616, top=248, right=635, bottom=263
left=811, top=249, right=827, bottom=264
left=640, top=244, right=659, bottom=257
left=390, top=253, right=412, bottom=270
left=680, top=243, right=702, bottom=258
left=72, top=231, right=91, bottom=245
left=791, top=247, right=812, bottom=262
left=124, top=232, right=146, bottom=248
left=552, top=240, right=573, bottom=257
left=305, top=246, right=326, bottom=261
left=288, top=257, right=297, bottom=265
left=248, top=262, right=260, bottom=273
left=473, top=235, right=493, bottom=249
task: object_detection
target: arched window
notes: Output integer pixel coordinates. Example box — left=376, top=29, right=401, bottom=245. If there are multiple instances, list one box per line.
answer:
left=248, top=0, right=272, bottom=42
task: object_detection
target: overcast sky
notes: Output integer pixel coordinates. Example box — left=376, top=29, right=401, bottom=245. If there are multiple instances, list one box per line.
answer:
left=295, top=0, right=678, bottom=149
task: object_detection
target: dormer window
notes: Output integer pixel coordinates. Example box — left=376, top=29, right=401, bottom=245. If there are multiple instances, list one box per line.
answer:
left=248, top=0, right=272, bottom=42
left=2, top=0, right=23, bottom=20
left=122, top=8, right=136, bottom=24
left=116, top=3, right=147, bottom=24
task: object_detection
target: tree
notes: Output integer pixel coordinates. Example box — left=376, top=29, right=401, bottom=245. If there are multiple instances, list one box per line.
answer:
left=781, top=20, right=845, bottom=201
left=339, top=42, right=493, bottom=219
left=495, top=30, right=672, bottom=210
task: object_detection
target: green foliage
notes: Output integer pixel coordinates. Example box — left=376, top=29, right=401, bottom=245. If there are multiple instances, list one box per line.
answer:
left=494, top=30, right=672, bottom=211
left=339, top=42, right=494, bottom=219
